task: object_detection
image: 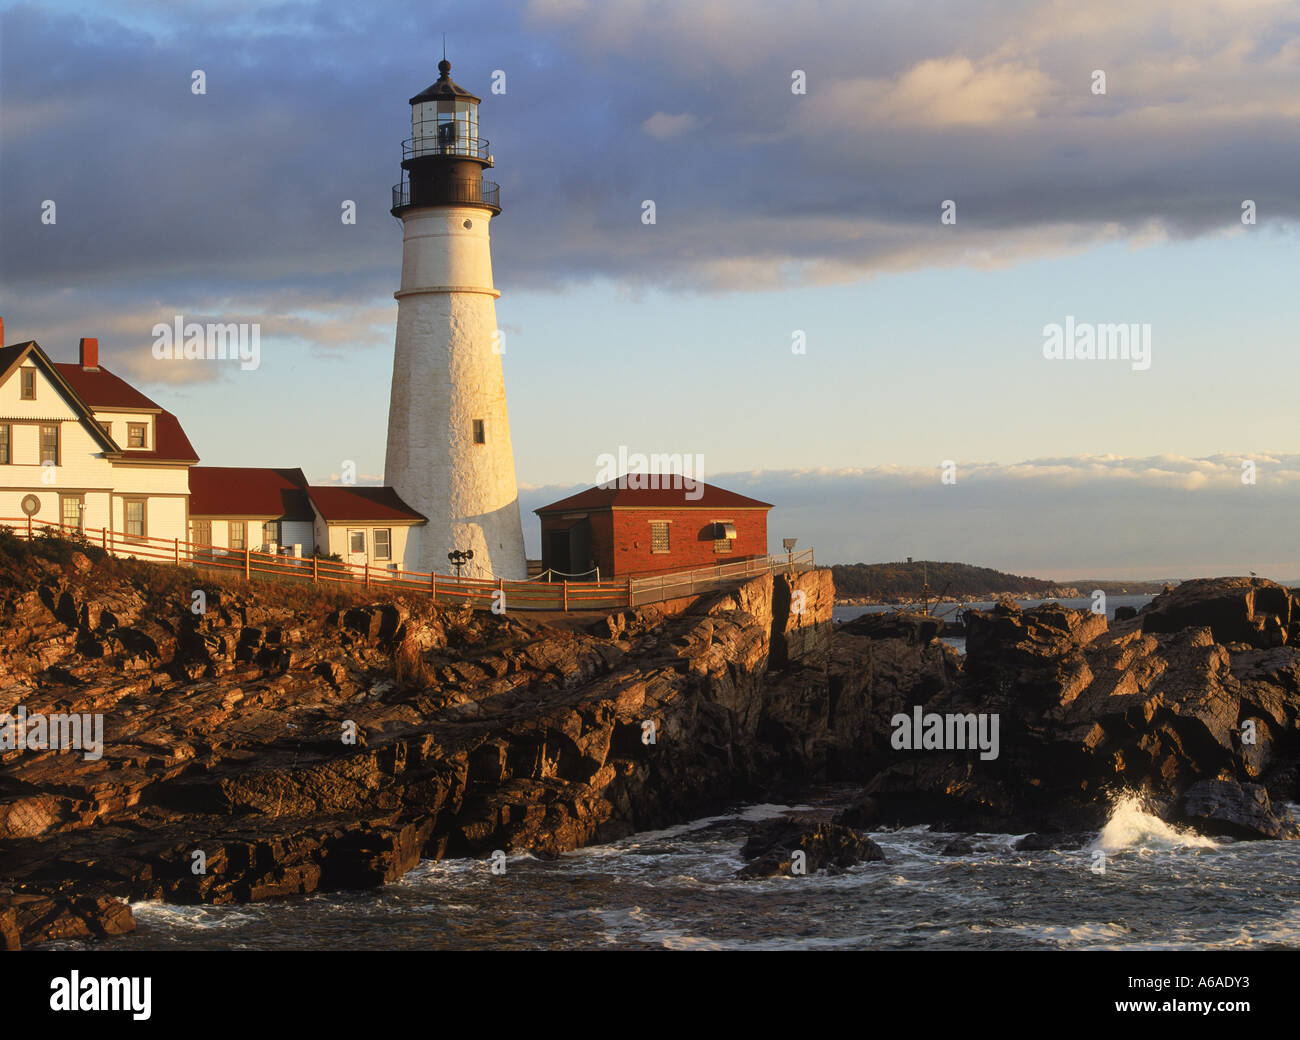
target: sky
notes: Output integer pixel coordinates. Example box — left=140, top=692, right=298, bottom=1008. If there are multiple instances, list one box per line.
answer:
left=1, top=0, right=1297, bottom=580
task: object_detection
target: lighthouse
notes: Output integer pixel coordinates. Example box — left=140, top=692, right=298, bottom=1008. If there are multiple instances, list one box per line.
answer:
left=385, top=59, right=527, bottom=580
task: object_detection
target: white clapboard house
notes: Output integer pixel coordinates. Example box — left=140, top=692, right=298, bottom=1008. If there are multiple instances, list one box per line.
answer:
left=0, top=324, right=426, bottom=569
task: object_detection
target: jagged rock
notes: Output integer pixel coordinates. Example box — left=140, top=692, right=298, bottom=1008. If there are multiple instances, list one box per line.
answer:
left=861, top=578, right=1300, bottom=838
left=1140, top=577, right=1293, bottom=648
left=841, top=610, right=943, bottom=644
left=0, top=892, right=135, bottom=950
left=737, top=818, right=885, bottom=877
left=1174, top=779, right=1300, bottom=840
left=1014, top=832, right=1088, bottom=851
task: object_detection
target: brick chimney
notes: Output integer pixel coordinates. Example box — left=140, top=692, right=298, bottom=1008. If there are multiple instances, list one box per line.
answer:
left=79, top=337, right=99, bottom=371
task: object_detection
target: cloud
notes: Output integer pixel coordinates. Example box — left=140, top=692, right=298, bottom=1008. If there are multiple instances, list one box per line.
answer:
left=640, top=111, right=702, bottom=139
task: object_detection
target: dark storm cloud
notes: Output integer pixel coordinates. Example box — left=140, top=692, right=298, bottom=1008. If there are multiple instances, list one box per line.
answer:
left=1, top=0, right=1296, bottom=365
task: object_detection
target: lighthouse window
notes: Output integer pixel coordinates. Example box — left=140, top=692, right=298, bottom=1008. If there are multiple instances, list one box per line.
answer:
left=472, top=419, right=486, bottom=444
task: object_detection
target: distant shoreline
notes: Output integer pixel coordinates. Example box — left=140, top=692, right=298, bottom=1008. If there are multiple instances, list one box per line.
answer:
left=833, top=588, right=1162, bottom=608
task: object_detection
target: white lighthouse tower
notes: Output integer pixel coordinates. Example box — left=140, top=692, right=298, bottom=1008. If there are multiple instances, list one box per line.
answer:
left=385, top=59, right=527, bottom=579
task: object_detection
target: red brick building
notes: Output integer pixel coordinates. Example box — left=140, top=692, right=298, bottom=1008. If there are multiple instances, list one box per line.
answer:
left=535, top=481, right=773, bottom=578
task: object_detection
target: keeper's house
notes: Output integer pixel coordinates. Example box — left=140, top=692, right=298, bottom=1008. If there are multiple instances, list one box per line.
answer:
left=0, top=325, right=426, bottom=567
left=0, top=331, right=196, bottom=543
left=534, top=481, right=772, bottom=578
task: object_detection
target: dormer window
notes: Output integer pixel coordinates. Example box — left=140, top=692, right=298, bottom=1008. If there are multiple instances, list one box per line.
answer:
left=127, top=422, right=148, bottom=449
left=20, top=368, right=35, bottom=400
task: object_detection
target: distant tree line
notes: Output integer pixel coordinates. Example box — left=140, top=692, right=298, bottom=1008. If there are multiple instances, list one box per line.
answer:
left=830, top=560, right=1061, bottom=601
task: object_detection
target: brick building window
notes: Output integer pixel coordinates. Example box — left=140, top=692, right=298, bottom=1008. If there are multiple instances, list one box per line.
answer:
left=650, top=521, right=670, bottom=554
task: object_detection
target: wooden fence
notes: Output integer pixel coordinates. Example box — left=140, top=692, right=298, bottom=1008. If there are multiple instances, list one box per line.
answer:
left=3, top=515, right=814, bottom=612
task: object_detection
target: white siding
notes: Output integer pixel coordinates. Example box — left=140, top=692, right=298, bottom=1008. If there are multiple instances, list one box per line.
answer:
left=0, top=360, right=190, bottom=548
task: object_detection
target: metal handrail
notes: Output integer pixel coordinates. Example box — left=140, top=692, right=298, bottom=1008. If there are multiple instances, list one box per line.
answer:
left=402, top=137, right=492, bottom=163
left=391, top=178, right=501, bottom=211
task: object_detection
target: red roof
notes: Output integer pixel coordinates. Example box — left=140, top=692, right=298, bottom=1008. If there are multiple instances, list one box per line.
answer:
left=51, top=361, right=199, bottom=463
left=53, top=363, right=160, bottom=411
left=190, top=467, right=312, bottom=519
left=0, top=344, right=197, bottom=463
left=535, top=479, right=773, bottom=513
left=307, top=486, right=426, bottom=524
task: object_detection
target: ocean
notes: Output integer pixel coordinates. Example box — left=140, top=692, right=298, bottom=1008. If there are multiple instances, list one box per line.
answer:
left=833, top=594, right=1158, bottom=654
left=43, top=792, right=1300, bottom=951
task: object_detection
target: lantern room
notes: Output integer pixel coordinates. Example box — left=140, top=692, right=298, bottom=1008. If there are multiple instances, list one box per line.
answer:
left=393, top=59, right=500, bottom=216
left=408, top=60, right=489, bottom=161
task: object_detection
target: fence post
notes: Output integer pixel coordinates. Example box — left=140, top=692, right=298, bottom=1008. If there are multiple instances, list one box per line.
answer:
left=430, top=571, right=436, bottom=599
left=626, top=576, right=633, bottom=608
left=174, top=538, right=180, bottom=566
left=313, top=556, right=319, bottom=584
left=365, top=562, right=370, bottom=589
left=27, top=515, right=32, bottom=540
left=562, top=581, right=568, bottom=611
left=244, top=548, right=250, bottom=580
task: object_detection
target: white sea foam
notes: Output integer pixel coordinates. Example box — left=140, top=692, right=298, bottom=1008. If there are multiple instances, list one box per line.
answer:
left=1092, top=793, right=1217, bottom=852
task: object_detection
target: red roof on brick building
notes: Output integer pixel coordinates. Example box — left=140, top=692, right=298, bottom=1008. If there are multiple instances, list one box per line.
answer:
left=190, top=467, right=312, bottom=519
left=307, top=486, right=426, bottom=524
left=535, top=479, right=773, bottom=513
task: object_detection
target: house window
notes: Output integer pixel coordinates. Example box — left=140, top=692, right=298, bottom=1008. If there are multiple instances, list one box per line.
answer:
left=127, top=423, right=148, bottom=448
left=373, top=528, right=391, bottom=560
left=103, top=422, right=112, bottom=440
left=349, top=530, right=366, bottom=555
left=61, top=495, right=84, bottom=532
left=20, top=368, right=35, bottom=400
left=39, top=424, right=59, bottom=465
left=262, top=521, right=280, bottom=548
left=190, top=519, right=212, bottom=548
left=472, top=419, right=485, bottom=444
left=124, top=499, right=146, bottom=542
left=650, top=521, right=670, bottom=554
left=0, top=425, right=9, bottom=465
left=228, top=520, right=246, bottom=550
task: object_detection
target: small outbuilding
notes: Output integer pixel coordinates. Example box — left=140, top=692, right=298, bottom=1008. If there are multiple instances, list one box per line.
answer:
left=534, top=479, right=773, bottom=578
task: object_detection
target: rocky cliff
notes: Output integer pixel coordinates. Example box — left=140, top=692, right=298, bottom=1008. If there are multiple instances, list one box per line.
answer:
left=5, top=536, right=1297, bottom=950
left=856, top=578, right=1300, bottom=839
left=0, top=538, right=910, bottom=948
